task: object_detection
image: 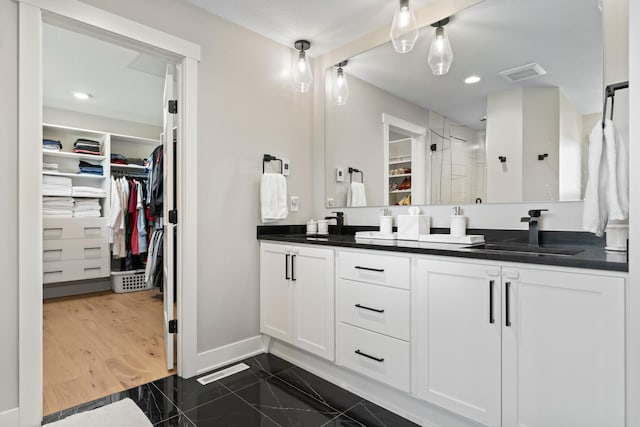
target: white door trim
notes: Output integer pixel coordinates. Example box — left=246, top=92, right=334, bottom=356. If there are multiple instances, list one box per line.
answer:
left=17, top=1, right=200, bottom=426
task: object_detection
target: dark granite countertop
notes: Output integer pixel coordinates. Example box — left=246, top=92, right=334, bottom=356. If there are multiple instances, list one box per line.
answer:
left=257, top=225, right=628, bottom=272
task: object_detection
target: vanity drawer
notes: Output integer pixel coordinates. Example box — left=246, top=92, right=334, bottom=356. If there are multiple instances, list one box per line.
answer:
left=43, top=218, right=107, bottom=240
left=337, top=322, right=410, bottom=392
left=337, top=279, right=410, bottom=340
left=43, top=239, right=109, bottom=262
left=338, top=251, right=410, bottom=289
left=43, top=257, right=110, bottom=284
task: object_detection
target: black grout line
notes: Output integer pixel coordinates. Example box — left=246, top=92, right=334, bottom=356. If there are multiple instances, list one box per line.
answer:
left=224, top=385, right=284, bottom=427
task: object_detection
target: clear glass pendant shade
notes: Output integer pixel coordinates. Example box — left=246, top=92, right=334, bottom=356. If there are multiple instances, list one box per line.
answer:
left=292, top=49, right=313, bottom=93
left=332, top=66, right=349, bottom=105
left=390, top=0, right=418, bottom=53
left=428, top=26, right=454, bottom=75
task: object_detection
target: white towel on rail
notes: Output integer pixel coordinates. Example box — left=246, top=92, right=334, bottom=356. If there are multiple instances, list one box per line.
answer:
left=582, top=119, right=629, bottom=236
left=347, top=182, right=367, bottom=207
left=260, top=173, right=288, bottom=223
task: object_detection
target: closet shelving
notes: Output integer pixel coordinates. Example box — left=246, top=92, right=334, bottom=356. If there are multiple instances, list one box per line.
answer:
left=388, top=137, right=413, bottom=205
left=41, top=123, right=160, bottom=291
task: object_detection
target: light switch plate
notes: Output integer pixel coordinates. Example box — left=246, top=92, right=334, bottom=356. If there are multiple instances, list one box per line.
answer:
left=336, top=167, right=344, bottom=182
left=282, top=159, right=290, bottom=176
left=290, top=196, right=299, bottom=212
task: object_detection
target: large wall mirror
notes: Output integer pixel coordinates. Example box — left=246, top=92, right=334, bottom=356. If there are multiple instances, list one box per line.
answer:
left=325, top=0, right=602, bottom=208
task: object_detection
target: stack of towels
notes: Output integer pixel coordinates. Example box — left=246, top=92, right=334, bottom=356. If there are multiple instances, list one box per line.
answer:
left=42, top=139, right=62, bottom=152
left=73, top=138, right=102, bottom=155
left=72, top=186, right=107, bottom=198
left=43, top=162, right=59, bottom=173
left=43, top=175, right=72, bottom=196
left=43, top=197, right=74, bottom=218
left=73, top=198, right=101, bottom=218
left=78, top=160, right=103, bottom=176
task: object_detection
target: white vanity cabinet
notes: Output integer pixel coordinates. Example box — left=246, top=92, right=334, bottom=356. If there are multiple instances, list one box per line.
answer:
left=414, top=257, right=625, bottom=427
left=259, top=242, right=335, bottom=361
left=335, top=250, right=411, bottom=392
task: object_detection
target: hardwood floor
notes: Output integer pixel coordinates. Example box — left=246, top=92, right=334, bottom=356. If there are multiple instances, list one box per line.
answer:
left=43, top=289, right=174, bottom=416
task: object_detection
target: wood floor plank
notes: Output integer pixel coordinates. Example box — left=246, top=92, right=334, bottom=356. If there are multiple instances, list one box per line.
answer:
left=43, top=289, right=174, bottom=415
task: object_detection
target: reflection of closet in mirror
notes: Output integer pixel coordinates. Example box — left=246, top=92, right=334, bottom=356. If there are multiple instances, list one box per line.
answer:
left=382, top=113, right=425, bottom=206
left=428, top=112, right=486, bottom=205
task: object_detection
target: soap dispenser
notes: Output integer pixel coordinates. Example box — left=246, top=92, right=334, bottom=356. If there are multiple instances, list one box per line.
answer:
left=380, top=208, right=393, bottom=235
left=450, top=206, right=467, bottom=237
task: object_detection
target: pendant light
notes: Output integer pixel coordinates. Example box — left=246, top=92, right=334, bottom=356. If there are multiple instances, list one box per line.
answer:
left=292, top=40, right=313, bottom=93
left=427, top=18, right=454, bottom=75
left=390, top=0, right=419, bottom=53
left=332, top=61, right=350, bottom=105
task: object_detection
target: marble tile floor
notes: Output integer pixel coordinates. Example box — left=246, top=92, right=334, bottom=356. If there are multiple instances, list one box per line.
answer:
left=42, top=352, right=420, bottom=427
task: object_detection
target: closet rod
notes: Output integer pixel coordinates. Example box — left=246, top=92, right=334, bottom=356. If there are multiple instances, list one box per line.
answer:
left=602, top=81, right=629, bottom=127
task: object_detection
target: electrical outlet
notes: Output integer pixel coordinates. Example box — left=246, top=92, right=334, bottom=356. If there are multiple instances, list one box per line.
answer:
left=290, top=196, right=299, bottom=212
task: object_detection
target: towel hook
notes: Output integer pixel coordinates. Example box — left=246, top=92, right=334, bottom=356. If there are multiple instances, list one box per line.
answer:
left=602, top=81, right=629, bottom=127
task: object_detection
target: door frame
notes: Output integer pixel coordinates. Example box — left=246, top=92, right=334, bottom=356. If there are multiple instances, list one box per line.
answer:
left=18, top=1, right=201, bottom=425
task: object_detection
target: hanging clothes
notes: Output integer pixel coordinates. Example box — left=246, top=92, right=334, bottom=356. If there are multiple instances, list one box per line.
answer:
left=149, top=145, right=164, bottom=217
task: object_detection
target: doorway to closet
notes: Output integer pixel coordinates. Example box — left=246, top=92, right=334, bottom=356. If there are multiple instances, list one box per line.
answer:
left=41, top=18, right=177, bottom=416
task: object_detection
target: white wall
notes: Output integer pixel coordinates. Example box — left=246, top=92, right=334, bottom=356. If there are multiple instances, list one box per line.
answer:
left=558, top=93, right=582, bottom=201
left=0, top=0, right=19, bottom=413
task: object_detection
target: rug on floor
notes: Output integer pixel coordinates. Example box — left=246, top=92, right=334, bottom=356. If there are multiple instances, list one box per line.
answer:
left=44, top=398, right=152, bottom=427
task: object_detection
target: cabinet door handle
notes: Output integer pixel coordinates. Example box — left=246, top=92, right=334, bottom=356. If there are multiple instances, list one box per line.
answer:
left=355, top=349, right=384, bottom=363
left=285, top=254, right=290, bottom=280
left=354, top=265, right=384, bottom=273
left=84, top=267, right=101, bottom=271
left=505, top=281, right=512, bottom=327
left=489, top=280, right=495, bottom=324
left=291, top=255, right=296, bottom=281
left=355, top=304, right=385, bottom=313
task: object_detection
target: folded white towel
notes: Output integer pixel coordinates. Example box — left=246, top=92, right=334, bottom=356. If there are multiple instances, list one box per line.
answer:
left=43, top=175, right=72, bottom=187
left=73, top=210, right=101, bottom=218
left=72, top=186, right=107, bottom=197
left=583, top=120, right=629, bottom=236
left=347, top=182, right=367, bottom=207
left=260, top=173, right=288, bottom=223
left=43, top=188, right=73, bottom=197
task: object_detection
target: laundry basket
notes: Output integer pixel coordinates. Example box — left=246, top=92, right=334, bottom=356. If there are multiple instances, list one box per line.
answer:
left=111, top=270, right=152, bottom=293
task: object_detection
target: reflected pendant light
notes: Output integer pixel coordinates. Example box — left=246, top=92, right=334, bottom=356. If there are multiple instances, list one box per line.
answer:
left=427, top=18, right=454, bottom=75
left=292, top=40, right=313, bottom=93
left=332, top=61, right=350, bottom=105
left=390, top=0, right=419, bottom=53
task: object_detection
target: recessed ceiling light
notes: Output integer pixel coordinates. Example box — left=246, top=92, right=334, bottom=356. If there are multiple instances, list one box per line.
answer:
left=73, top=91, right=92, bottom=100
left=464, top=76, right=481, bottom=84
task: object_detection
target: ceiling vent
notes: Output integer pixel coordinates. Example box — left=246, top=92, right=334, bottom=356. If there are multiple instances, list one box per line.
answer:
left=499, top=63, right=546, bottom=83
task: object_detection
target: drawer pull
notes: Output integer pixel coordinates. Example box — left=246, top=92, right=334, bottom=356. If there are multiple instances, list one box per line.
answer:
left=355, top=304, right=385, bottom=314
left=45, top=270, right=63, bottom=274
left=505, top=281, right=512, bottom=327
left=285, top=254, right=290, bottom=280
left=489, top=280, right=495, bottom=324
left=354, top=266, right=384, bottom=273
left=355, top=349, right=384, bottom=363
left=291, top=255, right=297, bottom=281
left=84, top=267, right=101, bottom=271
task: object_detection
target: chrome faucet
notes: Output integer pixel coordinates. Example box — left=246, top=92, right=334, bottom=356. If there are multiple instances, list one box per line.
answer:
left=520, top=209, right=548, bottom=246
left=324, top=211, right=344, bottom=235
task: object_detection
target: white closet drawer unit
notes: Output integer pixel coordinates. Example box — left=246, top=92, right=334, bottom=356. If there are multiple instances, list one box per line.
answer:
left=43, top=257, right=110, bottom=284
left=43, top=239, right=109, bottom=262
left=337, top=279, right=410, bottom=340
left=338, top=251, right=410, bottom=289
left=43, top=218, right=107, bottom=240
left=337, top=322, right=410, bottom=392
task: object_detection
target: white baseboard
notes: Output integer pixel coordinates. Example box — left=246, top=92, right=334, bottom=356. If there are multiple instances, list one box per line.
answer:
left=268, top=340, right=476, bottom=427
left=0, top=407, right=19, bottom=426
left=196, top=335, right=264, bottom=375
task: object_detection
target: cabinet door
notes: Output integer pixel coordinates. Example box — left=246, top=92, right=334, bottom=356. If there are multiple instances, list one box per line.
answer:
left=414, top=259, right=501, bottom=427
left=260, top=243, right=292, bottom=342
left=291, top=246, right=335, bottom=361
left=502, top=267, right=625, bottom=427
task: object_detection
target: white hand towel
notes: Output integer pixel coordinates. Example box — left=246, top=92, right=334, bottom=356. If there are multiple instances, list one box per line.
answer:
left=603, top=119, right=629, bottom=220
left=260, top=173, right=288, bottom=223
left=582, top=120, right=629, bottom=237
left=43, top=175, right=72, bottom=187
left=347, top=182, right=367, bottom=207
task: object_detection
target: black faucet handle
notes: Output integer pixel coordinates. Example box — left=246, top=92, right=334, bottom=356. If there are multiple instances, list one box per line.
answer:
left=332, top=211, right=344, bottom=218
left=527, top=209, right=548, bottom=218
